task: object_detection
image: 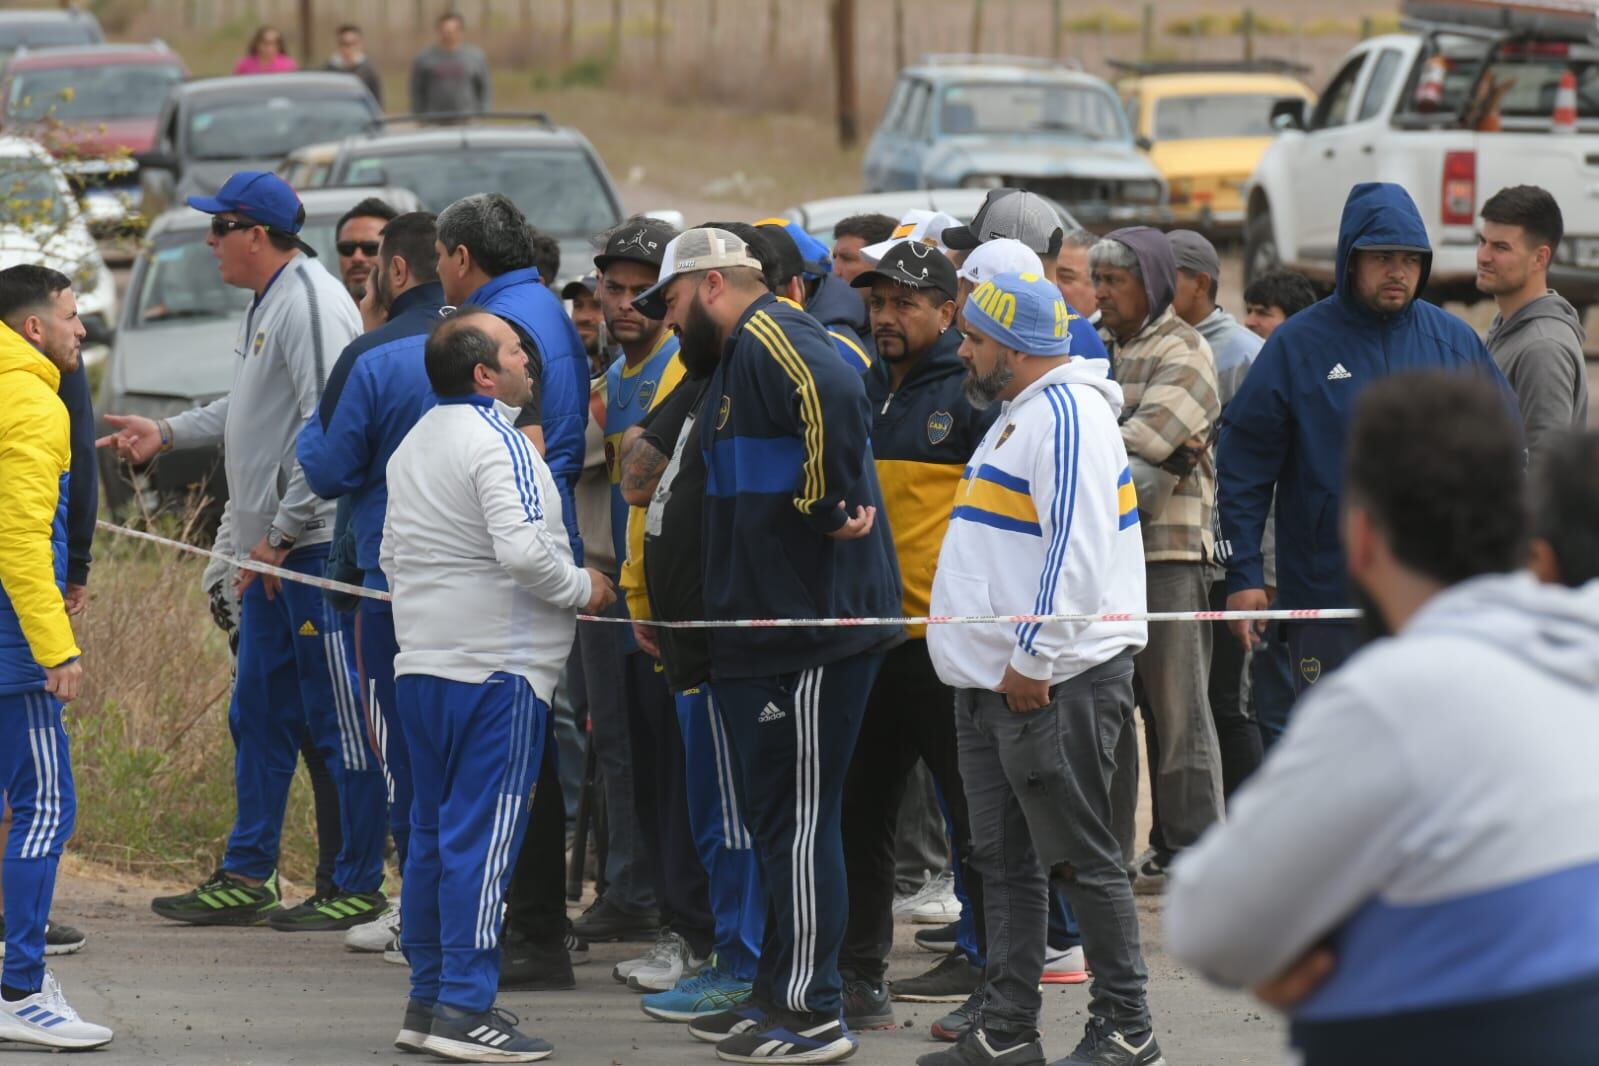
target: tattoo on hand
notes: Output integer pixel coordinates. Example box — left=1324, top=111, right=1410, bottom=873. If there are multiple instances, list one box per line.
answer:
left=621, top=440, right=669, bottom=495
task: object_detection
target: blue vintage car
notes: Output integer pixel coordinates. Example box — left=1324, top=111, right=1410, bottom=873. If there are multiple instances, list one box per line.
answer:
left=863, top=55, right=1170, bottom=230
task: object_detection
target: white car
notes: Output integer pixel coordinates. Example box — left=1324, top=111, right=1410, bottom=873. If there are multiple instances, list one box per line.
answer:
left=0, top=134, right=117, bottom=361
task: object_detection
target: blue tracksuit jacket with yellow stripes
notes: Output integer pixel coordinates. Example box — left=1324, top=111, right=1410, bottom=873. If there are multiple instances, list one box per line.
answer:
left=700, top=294, right=902, bottom=678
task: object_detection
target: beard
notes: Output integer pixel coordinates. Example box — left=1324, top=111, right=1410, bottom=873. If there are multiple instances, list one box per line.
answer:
left=677, top=294, right=722, bottom=380
left=961, top=359, right=1015, bottom=409
left=875, top=330, right=908, bottom=361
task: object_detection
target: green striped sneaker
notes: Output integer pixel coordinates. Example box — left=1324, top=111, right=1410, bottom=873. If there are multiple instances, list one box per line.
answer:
left=267, top=890, right=389, bottom=932
left=151, top=869, right=282, bottom=926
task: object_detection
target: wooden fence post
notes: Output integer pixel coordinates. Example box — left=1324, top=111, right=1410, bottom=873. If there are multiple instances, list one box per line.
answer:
left=1242, top=7, right=1255, bottom=61
left=1053, top=0, right=1065, bottom=60
left=893, top=0, right=906, bottom=70
left=970, top=0, right=985, bottom=52
left=834, top=0, right=858, bottom=146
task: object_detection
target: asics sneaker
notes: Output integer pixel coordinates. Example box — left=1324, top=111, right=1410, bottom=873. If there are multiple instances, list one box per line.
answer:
left=626, top=929, right=708, bottom=992
left=150, top=868, right=282, bottom=926
left=714, top=1011, right=857, bottom=1063
left=394, top=997, right=432, bottom=1054
left=0, top=917, right=86, bottom=957
left=0, top=971, right=113, bottom=1050
left=346, top=905, right=401, bottom=952
left=640, top=965, right=754, bottom=1022
left=689, top=1002, right=768, bottom=1044
left=269, top=889, right=389, bottom=932
left=613, top=927, right=683, bottom=985
left=422, top=1002, right=553, bottom=1063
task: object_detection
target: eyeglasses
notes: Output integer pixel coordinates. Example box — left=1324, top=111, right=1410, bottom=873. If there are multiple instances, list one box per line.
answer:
left=210, top=217, right=259, bottom=239
left=337, top=240, right=381, bottom=257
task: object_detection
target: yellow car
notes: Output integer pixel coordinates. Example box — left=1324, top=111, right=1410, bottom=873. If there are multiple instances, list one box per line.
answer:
left=1120, top=67, right=1315, bottom=232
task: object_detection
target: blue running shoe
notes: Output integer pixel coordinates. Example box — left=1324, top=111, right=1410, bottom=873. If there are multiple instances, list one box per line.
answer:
left=641, top=966, right=754, bottom=1022
left=715, top=1011, right=858, bottom=1063
left=421, top=1003, right=552, bottom=1062
left=688, top=1002, right=768, bottom=1044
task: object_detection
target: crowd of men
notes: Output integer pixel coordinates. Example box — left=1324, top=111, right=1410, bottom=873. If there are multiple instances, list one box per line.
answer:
left=0, top=162, right=1594, bottom=1066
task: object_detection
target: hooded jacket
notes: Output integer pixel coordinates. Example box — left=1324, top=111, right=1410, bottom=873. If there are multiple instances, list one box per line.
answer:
left=807, top=270, right=876, bottom=364
left=1486, top=291, right=1589, bottom=462
left=1217, top=183, right=1513, bottom=609
left=0, top=324, right=77, bottom=694
left=1167, top=573, right=1599, bottom=1061
left=1100, top=225, right=1221, bottom=564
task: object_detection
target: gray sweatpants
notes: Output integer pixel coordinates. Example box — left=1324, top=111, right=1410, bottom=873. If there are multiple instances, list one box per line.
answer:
left=955, top=652, right=1152, bottom=1035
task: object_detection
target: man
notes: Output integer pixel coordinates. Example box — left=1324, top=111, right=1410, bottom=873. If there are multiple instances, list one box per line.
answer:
left=1092, top=226, right=1223, bottom=892
left=1219, top=182, right=1511, bottom=696
left=335, top=197, right=397, bottom=303
left=296, top=212, right=446, bottom=945
left=755, top=219, right=873, bottom=371
left=98, top=171, right=388, bottom=929
left=530, top=229, right=561, bottom=292
left=1167, top=229, right=1264, bottom=798
left=922, top=272, right=1159, bottom=1066
left=0, top=267, right=111, bottom=1051
left=631, top=228, right=902, bottom=1063
left=435, top=193, right=587, bottom=553
left=324, top=23, right=382, bottom=106
left=381, top=310, right=615, bottom=1062
left=1528, top=430, right=1598, bottom=588
left=1477, top=184, right=1590, bottom=460
left=1056, top=228, right=1099, bottom=323
left=861, top=211, right=961, bottom=266
left=1241, top=270, right=1318, bottom=341
left=958, top=238, right=1107, bottom=362
left=561, top=272, right=607, bottom=369
left=941, top=189, right=1064, bottom=279
left=409, top=11, right=490, bottom=117
left=834, top=242, right=996, bottom=1027
left=831, top=213, right=896, bottom=285
left=1168, top=374, right=1599, bottom=1066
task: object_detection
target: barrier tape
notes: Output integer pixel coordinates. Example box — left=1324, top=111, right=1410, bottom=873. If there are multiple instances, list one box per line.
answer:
left=97, top=520, right=1362, bottom=628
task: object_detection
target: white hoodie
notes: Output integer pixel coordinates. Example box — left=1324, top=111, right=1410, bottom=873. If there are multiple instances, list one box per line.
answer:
left=927, top=359, right=1148, bottom=691
left=381, top=394, right=593, bottom=703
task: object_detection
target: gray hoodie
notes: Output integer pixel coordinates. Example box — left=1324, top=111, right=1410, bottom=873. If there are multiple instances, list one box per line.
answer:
left=409, top=43, right=491, bottom=117
left=1485, top=291, right=1589, bottom=461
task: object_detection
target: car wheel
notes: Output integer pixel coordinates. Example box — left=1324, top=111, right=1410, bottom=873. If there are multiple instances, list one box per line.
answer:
left=1244, top=210, right=1279, bottom=286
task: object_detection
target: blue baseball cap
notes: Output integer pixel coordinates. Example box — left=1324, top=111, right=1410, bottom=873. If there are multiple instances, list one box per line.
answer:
left=187, top=171, right=316, bottom=255
left=962, top=271, right=1073, bottom=357
left=756, top=217, right=831, bottom=277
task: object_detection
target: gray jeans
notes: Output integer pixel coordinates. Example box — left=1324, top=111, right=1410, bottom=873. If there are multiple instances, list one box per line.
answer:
left=955, top=652, right=1151, bottom=1035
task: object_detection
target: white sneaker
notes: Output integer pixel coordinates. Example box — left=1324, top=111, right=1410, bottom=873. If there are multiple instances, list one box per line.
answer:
left=618, top=929, right=707, bottom=992
left=895, top=871, right=960, bottom=925
left=1043, top=943, right=1089, bottom=984
left=383, top=932, right=407, bottom=966
left=0, top=971, right=113, bottom=1049
left=345, top=905, right=401, bottom=953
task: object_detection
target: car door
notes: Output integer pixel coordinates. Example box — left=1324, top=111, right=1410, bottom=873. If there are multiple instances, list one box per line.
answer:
left=1296, top=49, right=1376, bottom=257
left=895, top=79, right=936, bottom=189
left=864, top=77, right=912, bottom=192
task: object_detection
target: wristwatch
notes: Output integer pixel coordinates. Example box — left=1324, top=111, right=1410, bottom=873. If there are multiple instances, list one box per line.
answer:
left=266, top=526, right=296, bottom=551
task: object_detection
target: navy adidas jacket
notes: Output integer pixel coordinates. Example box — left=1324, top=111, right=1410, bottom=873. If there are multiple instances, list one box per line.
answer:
left=700, top=293, right=902, bottom=678
left=58, top=363, right=97, bottom=587
left=296, top=281, right=444, bottom=591
left=807, top=270, right=876, bottom=363
left=1218, top=182, right=1513, bottom=610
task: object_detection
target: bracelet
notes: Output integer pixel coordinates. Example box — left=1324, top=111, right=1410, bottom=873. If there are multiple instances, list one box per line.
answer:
left=157, top=418, right=173, bottom=452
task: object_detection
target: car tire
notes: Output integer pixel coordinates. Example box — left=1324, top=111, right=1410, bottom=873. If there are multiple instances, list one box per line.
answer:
left=1243, top=209, right=1280, bottom=287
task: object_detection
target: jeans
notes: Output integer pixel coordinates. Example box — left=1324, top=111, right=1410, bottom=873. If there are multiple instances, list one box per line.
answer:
left=955, top=652, right=1151, bottom=1036
left=1252, top=619, right=1298, bottom=750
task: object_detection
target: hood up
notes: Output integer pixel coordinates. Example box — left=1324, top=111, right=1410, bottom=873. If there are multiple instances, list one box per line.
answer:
left=1406, top=572, right=1599, bottom=691
left=1104, top=225, right=1176, bottom=323
left=1334, top=182, right=1432, bottom=319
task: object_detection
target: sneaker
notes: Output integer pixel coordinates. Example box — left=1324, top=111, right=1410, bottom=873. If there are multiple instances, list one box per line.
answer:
left=715, top=1011, right=857, bottom=1063
left=1043, top=944, right=1089, bottom=985
left=394, top=997, right=432, bottom=1054
left=346, top=906, right=402, bottom=952
left=915, top=921, right=960, bottom=954
left=150, top=868, right=282, bottom=926
left=688, top=1002, right=768, bottom=1044
left=1129, top=852, right=1169, bottom=897
left=1055, top=1017, right=1165, bottom=1065
left=383, top=933, right=407, bottom=966
left=613, top=926, right=681, bottom=985
left=269, top=889, right=388, bottom=932
left=894, top=870, right=958, bottom=924
left=0, top=971, right=113, bottom=1050
left=422, top=1002, right=553, bottom=1062
left=841, top=977, right=895, bottom=1031
left=890, top=953, right=982, bottom=1003
left=641, top=965, right=754, bottom=1022
left=571, top=895, right=659, bottom=943
left=930, top=989, right=982, bottom=1042
left=916, top=1026, right=1044, bottom=1065
left=626, top=929, right=708, bottom=992
left=565, top=929, right=591, bottom=966
left=499, top=931, right=576, bottom=992
left=0, top=918, right=86, bottom=958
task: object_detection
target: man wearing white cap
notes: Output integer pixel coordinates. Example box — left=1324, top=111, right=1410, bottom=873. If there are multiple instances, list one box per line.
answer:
left=861, top=210, right=961, bottom=265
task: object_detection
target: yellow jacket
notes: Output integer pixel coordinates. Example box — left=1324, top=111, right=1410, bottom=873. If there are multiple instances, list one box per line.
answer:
left=0, top=321, right=78, bottom=686
left=618, top=352, right=686, bottom=621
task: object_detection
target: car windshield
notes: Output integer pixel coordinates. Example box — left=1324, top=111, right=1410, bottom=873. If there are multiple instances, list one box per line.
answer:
left=0, top=23, right=100, bottom=59
left=7, top=63, right=183, bottom=123
left=1151, top=93, right=1283, bottom=140
left=939, top=83, right=1126, bottom=140
left=342, top=147, right=619, bottom=238
left=132, top=220, right=338, bottom=327
left=188, top=95, right=374, bottom=161
left=0, top=163, right=70, bottom=228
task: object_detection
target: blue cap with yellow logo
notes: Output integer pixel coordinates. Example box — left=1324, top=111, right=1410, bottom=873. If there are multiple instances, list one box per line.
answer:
left=962, top=271, right=1073, bottom=357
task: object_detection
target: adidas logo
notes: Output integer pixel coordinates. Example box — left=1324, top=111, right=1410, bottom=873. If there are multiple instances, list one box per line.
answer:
left=1327, top=363, right=1353, bottom=381
left=298, top=620, right=319, bottom=637
left=757, top=702, right=786, bottom=724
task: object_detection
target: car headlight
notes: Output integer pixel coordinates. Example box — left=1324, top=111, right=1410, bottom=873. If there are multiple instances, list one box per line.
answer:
left=960, top=174, right=1005, bottom=190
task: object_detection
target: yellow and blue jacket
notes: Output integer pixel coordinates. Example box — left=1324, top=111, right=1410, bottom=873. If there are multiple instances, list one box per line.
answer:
left=0, top=323, right=77, bottom=694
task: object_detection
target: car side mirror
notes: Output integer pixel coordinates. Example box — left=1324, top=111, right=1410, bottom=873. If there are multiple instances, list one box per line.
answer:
left=1135, top=134, right=1154, bottom=152
left=1270, top=99, right=1307, bottom=132
left=136, top=150, right=177, bottom=171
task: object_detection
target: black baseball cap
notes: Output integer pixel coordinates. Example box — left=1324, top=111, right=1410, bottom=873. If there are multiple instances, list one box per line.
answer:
left=753, top=221, right=810, bottom=284
left=594, top=222, right=675, bottom=274
left=560, top=272, right=598, bottom=300
left=849, top=240, right=958, bottom=300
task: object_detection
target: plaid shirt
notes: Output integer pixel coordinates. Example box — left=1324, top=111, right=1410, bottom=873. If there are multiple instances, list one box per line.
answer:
left=1103, top=306, right=1221, bottom=564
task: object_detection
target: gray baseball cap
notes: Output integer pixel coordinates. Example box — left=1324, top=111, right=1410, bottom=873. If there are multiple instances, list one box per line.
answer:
left=941, top=188, right=1065, bottom=257
left=1168, top=229, right=1222, bottom=281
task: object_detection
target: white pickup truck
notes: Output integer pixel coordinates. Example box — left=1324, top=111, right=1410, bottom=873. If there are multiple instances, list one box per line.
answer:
left=1244, top=0, right=1599, bottom=308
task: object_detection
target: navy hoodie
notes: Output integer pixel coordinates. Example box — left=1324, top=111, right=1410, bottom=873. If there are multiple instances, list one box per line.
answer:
left=1218, top=183, right=1514, bottom=610
left=807, top=270, right=876, bottom=363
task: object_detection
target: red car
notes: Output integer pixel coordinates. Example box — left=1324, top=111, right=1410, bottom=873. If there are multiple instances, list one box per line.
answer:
left=1, top=43, right=187, bottom=232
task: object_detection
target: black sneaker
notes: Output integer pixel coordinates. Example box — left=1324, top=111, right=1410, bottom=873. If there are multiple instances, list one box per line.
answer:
left=916, top=1027, right=1044, bottom=1065
left=570, top=896, right=659, bottom=942
left=0, top=917, right=86, bottom=958
left=151, top=869, right=282, bottom=926
left=915, top=921, right=960, bottom=954
left=394, top=998, right=431, bottom=1054
left=422, top=1003, right=552, bottom=1062
left=499, top=931, right=576, bottom=991
left=715, top=1010, right=857, bottom=1063
left=268, top=889, right=388, bottom=932
left=842, top=977, right=895, bottom=1031
left=931, top=989, right=983, bottom=1042
left=688, top=1002, right=767, bottom=1044
left=1057, top=1018, right=1165, bottom=1065
left=890, top=953, right=983, bottom=1003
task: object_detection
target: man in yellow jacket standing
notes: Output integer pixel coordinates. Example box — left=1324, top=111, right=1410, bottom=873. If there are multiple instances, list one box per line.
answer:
left=0, top=265, right=111, bottom=1049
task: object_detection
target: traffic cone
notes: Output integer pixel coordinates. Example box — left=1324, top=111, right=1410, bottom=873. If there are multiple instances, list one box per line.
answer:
left=1553, top=69, right=1578, bottom=134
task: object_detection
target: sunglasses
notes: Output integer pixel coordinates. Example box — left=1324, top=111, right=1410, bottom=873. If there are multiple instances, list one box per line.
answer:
left=210, top=217, right=259, bottom=238
left=337, top=240, right=381, bottom=257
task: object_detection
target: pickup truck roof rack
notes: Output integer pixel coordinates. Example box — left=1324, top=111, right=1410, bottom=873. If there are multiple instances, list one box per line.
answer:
left=1107, top=58, right=1312, bottom=76
left=364, top=111, right=556, bottom=132
left=1401, top=0, right=1599, bottom=44
left=918, top=53, right=1084, bottom=72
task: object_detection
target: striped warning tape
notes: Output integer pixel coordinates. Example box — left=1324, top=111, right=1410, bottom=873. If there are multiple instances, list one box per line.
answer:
left=97, top=520, right=1361, bottom=628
